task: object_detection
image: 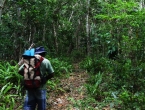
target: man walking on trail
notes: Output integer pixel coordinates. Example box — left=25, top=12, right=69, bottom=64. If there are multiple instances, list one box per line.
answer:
left=19, top=46, right=54, bottom=110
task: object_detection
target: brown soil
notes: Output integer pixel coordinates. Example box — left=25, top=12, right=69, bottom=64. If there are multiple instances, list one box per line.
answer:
left=47, top=63, right=88, bottom=110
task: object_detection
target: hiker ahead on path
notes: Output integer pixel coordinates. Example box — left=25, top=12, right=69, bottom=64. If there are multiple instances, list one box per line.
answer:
left=18, top=46, right=54, bottom=110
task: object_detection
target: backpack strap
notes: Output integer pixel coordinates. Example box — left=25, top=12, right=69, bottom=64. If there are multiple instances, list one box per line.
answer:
left=33, top=56, right=44, bottom=79
left=35, top=56, right=44, bottom=68
left=28, top=59, right=31, bottom=79
left=31, top=56, right=44, bottom=87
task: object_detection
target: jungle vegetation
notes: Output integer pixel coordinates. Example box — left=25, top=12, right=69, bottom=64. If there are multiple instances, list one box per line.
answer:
left=0, top=0, right=145, bottom=109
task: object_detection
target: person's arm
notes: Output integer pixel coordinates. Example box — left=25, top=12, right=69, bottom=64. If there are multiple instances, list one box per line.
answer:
left=42, top=59, right=54, bottom=84
left=45, top=72, right=54, bottom=80
left=45, top=59, right=54, bottom=80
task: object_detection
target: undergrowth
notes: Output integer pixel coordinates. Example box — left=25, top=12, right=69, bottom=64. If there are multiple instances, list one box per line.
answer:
left=79, top=56, right=145, bottom=109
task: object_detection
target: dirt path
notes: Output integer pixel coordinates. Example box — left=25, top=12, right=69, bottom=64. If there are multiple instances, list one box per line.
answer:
left=47, top=63, right=88, bottom=110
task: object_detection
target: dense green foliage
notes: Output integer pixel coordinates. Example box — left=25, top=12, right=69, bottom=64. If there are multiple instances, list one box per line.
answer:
left=80, top=57, right=145, bottom=109
left=0, top=58, right=72, bottom=109
left=1, top=0, right=145, bottom=109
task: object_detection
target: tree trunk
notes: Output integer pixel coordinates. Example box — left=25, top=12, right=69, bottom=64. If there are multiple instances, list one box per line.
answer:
left=42, top=25, right=46, bottom=41
left=0, top=0, right=6, bottom=24
left=139, top=0, right=145, bottom=9
left=86, top=0, right=90, bottom=56
left=0, top=6, right=2, bottom=24
left=75, top=19, right=81, bottom=50
left=53, top=23, right=58, bottom=54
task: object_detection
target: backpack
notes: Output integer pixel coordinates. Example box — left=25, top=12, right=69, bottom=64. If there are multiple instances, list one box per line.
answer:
left=21, top=49, right=44, bottom=89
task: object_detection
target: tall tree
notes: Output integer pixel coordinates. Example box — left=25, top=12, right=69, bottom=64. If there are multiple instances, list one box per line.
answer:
left=86, top=0, right=90, bottom=55
left=0, top=0, right=6, bottom=24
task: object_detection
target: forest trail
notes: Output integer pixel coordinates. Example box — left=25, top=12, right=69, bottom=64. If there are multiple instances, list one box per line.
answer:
left=47, top=63, right=88, bottom=110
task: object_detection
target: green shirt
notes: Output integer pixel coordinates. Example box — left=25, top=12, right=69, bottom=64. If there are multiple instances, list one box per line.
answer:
left=39, top=58, right=54, bottom=89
